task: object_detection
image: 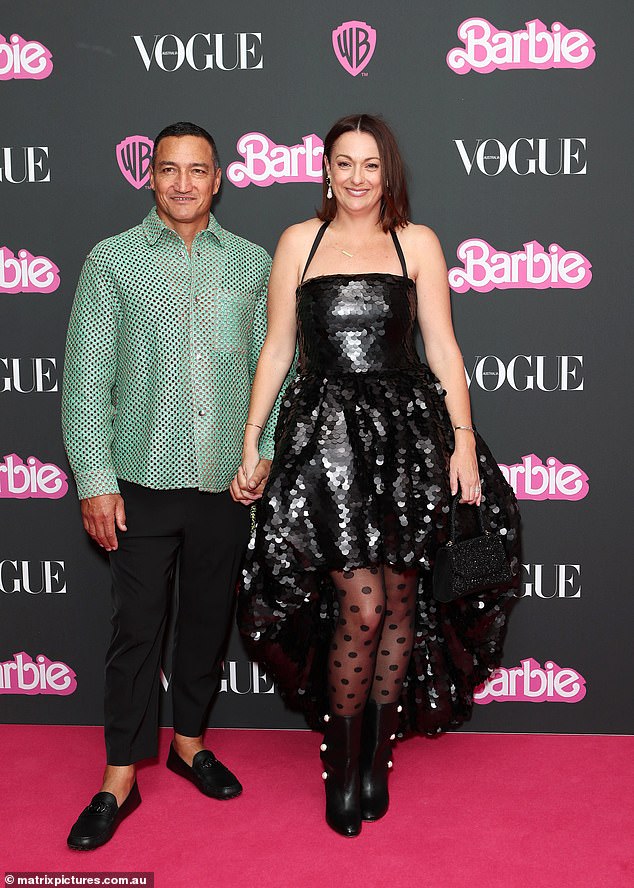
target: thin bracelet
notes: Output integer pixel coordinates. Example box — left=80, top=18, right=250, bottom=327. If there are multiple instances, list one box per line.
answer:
left=453, top=425, right=475, bottom=433
left=245, top=422, right=263, bottom=431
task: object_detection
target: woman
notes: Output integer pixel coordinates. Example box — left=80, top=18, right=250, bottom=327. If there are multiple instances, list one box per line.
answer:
left=232, top=114, right=520, bottom=836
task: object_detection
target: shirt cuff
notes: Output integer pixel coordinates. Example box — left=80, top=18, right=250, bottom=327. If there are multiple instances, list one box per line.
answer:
left=73, top=470, right=121, bottom=500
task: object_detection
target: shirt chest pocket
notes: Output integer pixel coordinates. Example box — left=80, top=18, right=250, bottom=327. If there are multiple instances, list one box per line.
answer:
left=201, top=290, right=255, bottom=353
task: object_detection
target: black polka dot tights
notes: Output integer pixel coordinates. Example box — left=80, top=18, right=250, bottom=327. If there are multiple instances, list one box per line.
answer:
left=327, top=566, right=417, bottom=715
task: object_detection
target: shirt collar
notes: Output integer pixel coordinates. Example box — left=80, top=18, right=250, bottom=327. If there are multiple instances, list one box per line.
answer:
left=142, top=206, right=225, bottom=248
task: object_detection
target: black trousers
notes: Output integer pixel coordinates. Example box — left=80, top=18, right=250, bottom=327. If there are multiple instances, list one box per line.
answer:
left=104, top=480, right=251, bottom=765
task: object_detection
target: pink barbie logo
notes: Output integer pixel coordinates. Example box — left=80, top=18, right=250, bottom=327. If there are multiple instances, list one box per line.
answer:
left=332, top=20, right=376, bottom=76
left=447, top=19, right=596, bottom=74
left=499, top=454, right=589, bottom=501
left=448, top=239, right=592, bottom=294
left=475, top=659, right=586, bottom=704
left=0, top=652, right=76, bottom=695
left=0, top=33, right=53, bottom=80
left=0, top=454, right=68, bottom=499
left=0, top=246, right=60, bottom=294
left=227, top=132, right=324, bottom=188
left=116, top=135, right=154, bottom=189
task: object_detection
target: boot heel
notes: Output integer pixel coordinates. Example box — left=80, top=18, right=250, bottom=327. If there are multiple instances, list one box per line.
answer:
left=360, top=700, right=400, bottom=821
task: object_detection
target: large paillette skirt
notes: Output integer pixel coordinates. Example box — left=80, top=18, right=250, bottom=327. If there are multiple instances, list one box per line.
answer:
left=238, top=365, right=521, bottom=736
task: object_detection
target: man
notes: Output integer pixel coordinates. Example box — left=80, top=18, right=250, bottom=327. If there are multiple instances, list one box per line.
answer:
left=62, top=122, right=281, bottom=850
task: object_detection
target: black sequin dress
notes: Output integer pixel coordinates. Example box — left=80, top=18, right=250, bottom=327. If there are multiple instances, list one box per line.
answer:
left=238, top=222, right=521, bottom=736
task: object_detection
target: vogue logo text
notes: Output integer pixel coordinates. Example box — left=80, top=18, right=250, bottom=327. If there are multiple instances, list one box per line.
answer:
left=0, top=560, right=67, bottom=594
left=0, top=147, right=50, bottom=183
left=466, top=355, right=583, bottom=392
left=133, top=32, right=263, bottom=71
left=455, top=138, right=587, bottom=176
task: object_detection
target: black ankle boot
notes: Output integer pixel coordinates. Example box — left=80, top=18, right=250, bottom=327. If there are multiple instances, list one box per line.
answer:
left=320, top=713, right=363, bottom=837
left=359, top=699, right=399, bottom=821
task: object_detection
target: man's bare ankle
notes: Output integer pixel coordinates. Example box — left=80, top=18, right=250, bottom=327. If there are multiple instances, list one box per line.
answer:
left=100, top=765, right=136, bottom=806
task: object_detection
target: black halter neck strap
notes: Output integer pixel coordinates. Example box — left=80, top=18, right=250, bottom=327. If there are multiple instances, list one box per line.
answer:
left=300, top=221, right=331, bottom=283
left=390, top=229, right=409, bottom=280
left=300, top=220, right=410, bottom=283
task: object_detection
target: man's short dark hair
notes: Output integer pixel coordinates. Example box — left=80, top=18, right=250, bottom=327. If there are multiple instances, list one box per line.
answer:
left=152, top=122, right=220, bottom=168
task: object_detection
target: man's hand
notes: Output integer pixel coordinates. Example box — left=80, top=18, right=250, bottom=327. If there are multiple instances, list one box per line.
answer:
left=229, top=458, right=272, bottom=506
left=80, top=493, right=127, bottom=551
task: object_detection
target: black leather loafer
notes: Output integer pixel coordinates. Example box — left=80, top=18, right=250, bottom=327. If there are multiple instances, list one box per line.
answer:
left=166, top=743, right=242, bottom=799
left=67, top=781, right=141, bottom=850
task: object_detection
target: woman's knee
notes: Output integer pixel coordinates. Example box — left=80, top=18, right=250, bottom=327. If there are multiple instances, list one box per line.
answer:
left=345, top=599, right=384, bottom=636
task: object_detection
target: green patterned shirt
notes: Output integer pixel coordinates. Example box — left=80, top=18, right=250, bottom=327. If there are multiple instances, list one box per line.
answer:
left=62, top=207, right=285, bottom=499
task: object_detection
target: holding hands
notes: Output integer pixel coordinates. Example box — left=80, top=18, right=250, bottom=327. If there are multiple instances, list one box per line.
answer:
left=230, top=446, right=272, bottom=505
left=232, top=442, right=480, bottom=508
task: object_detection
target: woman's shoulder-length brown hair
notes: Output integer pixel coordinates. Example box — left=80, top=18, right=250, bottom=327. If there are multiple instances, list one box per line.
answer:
left=317, top=114, right=410, bottom=232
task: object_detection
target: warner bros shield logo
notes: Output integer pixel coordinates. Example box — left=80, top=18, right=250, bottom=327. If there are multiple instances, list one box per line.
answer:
left=116, top=135, right=154, bottom=189
left=332, top=20, right=376, bottom=76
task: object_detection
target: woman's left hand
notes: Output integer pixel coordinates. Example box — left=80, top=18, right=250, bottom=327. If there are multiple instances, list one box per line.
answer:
left=449, top=440, right=481, bottom=505
left=229, top=449, right=272, bottom=505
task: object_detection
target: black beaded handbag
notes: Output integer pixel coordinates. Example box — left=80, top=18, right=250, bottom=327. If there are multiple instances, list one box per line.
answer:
left=432, top=493, right=514, bottom=603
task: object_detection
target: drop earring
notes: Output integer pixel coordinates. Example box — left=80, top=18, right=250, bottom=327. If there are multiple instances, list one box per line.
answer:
left=326, top=176, right=333, bottom=200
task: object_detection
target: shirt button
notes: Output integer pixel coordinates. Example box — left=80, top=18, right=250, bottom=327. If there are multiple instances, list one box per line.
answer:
left=198, top=409, right=206, bottom=416
left=196, top=353, right=202, bottom=360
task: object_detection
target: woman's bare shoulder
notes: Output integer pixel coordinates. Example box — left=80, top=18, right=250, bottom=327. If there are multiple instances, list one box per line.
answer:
left=398, top=222, right=442, bottom=252
left=398, top=223, right=447, bottom=282
left=276, top=217, right=325, bottom=252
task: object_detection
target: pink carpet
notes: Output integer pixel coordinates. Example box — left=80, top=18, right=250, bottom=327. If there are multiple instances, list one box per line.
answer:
left=1, top=726, right=632, bottom=887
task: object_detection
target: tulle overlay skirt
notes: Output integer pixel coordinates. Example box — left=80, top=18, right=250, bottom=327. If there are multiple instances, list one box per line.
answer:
left=238, top=365, right=521, bottom=736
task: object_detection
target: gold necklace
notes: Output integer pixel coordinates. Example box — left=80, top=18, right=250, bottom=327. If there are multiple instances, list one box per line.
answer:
left=329, top=228, right=382, bottom=259
left=332, top=240, right=362, bottom=258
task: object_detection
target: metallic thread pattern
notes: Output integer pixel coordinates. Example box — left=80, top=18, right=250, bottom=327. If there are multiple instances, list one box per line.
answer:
left=62, top=207, right=287, bottom=499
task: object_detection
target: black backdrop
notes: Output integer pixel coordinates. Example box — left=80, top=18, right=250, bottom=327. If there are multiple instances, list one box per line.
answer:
left=1, top=1, right=632, bottom=735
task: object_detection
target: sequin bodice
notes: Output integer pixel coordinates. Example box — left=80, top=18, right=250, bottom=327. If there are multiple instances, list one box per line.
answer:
left=296, top=273, right=422, bottom=376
